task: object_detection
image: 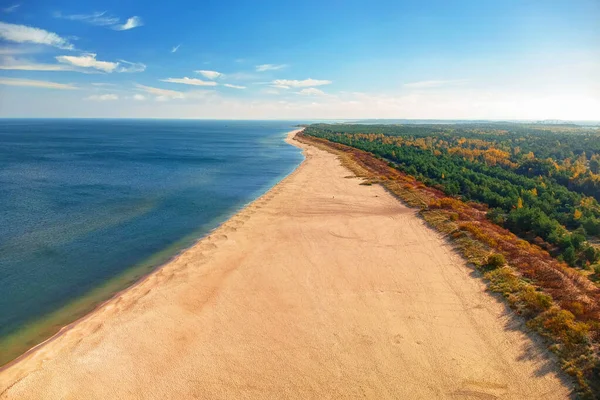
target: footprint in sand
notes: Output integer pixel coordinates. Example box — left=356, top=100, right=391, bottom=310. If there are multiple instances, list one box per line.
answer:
left=208, top=234, right=228, bottom=242
left=228, top=220, right=245, bottom=228
left=198, top=242, right=218, bottom=251
left=391, top=334, right=404, bottom=345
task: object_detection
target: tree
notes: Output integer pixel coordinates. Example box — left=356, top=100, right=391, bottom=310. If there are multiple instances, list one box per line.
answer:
left=590, top=156, right=600, bottom=174
left=562, top=246, right=576, bottom=265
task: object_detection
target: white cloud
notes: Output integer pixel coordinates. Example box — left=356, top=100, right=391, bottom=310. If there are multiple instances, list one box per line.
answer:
left=196, top=70, right=222, bottom=79
left=0, top=77, right=76, bottom=89
left=0, top=22, right=74, bottom=50
left=224, top=83, right=246, bottom=89
left=403, top=79, right=468, bottom=88
left=55, top=53, right=145, bottom=73
left=3, top=3, right=20, bottom=13
left=135, top=84, right=185, bottom=99
left=91, top=83, right=116, bottom=87
left=54, top=11, right=145, bottom=32
left=256, top=64, right=287, bottom=72
left=133, top=94, right=146, bottom=100
left=271, top=78, right=332, bottom=88
left=171, top=44, right=181, bottom=53
left=56, top=53, right=118, bottom=73
left=297, top=88, right=325, bottom=96
left=161, top=77, right=217, bottom=86
left=113, top=16, right=143, bottom=31
left=0, top=56, right=75, bottom=71
left=86, top=93, right=118, bottom=101
left=54, top=11, right=119, bottom=26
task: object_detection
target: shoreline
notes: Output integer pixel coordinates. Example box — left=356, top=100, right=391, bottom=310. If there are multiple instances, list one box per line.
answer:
left=0, top=129, right=306, bottom=372
left=1, top=128, right=571, bottom=399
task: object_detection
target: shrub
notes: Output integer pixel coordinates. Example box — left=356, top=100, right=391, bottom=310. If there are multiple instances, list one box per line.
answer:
left=521, top=287, right=552, bottom=313
left=487, top=253, right=506, bottom=269
left=533, top=308, right=590, bottom=348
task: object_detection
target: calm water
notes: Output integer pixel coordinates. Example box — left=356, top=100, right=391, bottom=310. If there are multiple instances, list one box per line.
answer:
left=0, top=119, right=303, bottom=363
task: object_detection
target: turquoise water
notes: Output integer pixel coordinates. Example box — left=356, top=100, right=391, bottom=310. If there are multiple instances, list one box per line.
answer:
left=0, top=119, right=303, bottom=362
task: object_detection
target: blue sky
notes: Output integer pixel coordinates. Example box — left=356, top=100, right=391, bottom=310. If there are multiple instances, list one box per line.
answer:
left=0, top=0, right=598, bottom=119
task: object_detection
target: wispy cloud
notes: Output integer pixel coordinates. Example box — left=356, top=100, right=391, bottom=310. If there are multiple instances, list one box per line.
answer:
left=133, top=94, right=146, bottom=100
left=117, top=59, right=146, bottom=73
left=296, top=87, right=326, bottom=96
left=161, top=77, right=217, bottom=86
left=135, top=84, right=185, bottom=100
left=0, top=77, right=76, bottom=90
left=3, top=3, right=20, bottom=13
left=54, top=11, right=143, bottom=32
left=54, top=11, right=119, bottom=26
left=0, top=56, right=75, bottom=71
left=0, top=22, right=74, bottom=50
left=196, top=70, right=222, bottom=80
left=256, top=64, right=287, bottom=72
left=271, top=78, right=331, bottom=88
left=56, top=53, right=118, bottom=72
left=113, top=16, right=143, bottom=31
left=224, top=83, right=246, bottom=89
left=55, top=53, right=145, bottom=73
left=86, top=93, right=118, bottom=101
left=0, top=56, right=140, bottom=73
left=171, top=44, right=181, bottom=53
left=403, top=79, right=468, bottom=88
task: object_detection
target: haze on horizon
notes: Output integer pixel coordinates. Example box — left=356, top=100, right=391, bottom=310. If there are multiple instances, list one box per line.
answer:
left=0, top=0, right=598, bottom=120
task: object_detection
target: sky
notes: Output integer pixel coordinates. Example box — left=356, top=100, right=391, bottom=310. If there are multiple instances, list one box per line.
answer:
left=0, top=0, right=598, bottom=120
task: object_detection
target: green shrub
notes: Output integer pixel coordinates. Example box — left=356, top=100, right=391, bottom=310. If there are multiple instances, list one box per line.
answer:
left=486, top=253, right=506, bottom=269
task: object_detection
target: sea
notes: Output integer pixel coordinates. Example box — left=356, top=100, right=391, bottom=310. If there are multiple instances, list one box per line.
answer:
left=0, top=119, right=304, bottom=365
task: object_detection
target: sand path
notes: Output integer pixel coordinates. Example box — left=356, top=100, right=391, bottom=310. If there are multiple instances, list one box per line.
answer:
left=0, top=131, right=572, bottom=399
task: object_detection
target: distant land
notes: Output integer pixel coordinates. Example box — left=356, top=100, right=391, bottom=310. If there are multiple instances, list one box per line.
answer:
left=348, top=119, right=600, bottom=126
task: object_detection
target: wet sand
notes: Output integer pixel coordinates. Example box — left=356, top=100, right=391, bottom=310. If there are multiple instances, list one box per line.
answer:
left=0, top=130, right=572, bottom=399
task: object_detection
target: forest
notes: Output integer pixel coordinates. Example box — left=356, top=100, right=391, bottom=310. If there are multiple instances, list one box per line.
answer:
left=304, top=123, right=600, bottom=271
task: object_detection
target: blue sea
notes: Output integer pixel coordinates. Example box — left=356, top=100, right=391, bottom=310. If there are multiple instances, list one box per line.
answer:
left=0, top=119, right=304, bottom=364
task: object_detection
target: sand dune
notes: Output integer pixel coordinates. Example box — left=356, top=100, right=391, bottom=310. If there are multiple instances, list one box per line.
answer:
left=0, top=130, right=572, bottom=399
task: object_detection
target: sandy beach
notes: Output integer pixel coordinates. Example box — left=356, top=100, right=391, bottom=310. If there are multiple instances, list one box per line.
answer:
left=0, top=130, right=572, bottom=399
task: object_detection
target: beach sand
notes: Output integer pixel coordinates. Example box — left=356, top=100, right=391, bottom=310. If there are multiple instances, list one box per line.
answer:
left=0, top=130, right=572, bottom=399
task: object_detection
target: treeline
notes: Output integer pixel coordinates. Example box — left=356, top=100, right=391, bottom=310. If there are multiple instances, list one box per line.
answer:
left=311, top=123, right=600, bottom=202
left=305, top=124, right=600, bottom=269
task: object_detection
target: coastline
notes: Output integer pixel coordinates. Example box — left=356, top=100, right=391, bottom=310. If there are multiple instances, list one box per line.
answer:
left=0, top=129, right=306, bottom=371
left=0, top=128, right=571, bottom=399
